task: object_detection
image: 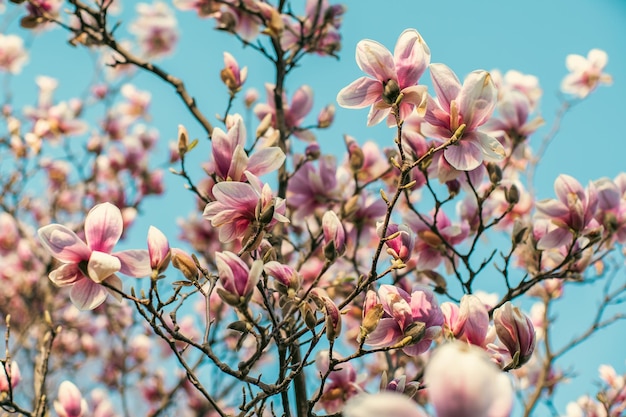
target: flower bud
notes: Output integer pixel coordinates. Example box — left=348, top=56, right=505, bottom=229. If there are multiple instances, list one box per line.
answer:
left=244, top=88, right=259, bottom=108
left=322, top=210, right=346, bottom=260
left=147, top=226, right=170, bottom=278
left=506, top=184, right=520, bottom=205
left=382, top=79, right=401, bottom=105
left=215, top=252, right=262, bottom=306
left=177, top=124, right=189, bottom=157
left=317, top=104, right=335, bottom=128
left=305, top=142, right=321, bottom=160
left=486, top=162, right=502, bottom=184
left=493, top=302, right=536, bottom=368
left=171, top=249, right=198, bottom=282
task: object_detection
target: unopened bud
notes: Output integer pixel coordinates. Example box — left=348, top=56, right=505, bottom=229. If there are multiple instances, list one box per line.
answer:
left=305, top=142, right=321, bottom=160
left=382, top=79, right=401, bottom=105
left=446, top=180, right=461, bottom=198
left=486, top=162, right=502, bottom=184
left=506, top=184, right=520, bottom=205
left=403, top=321, right=426, bottom=344
left=171, top=249, right=198, bottom=282
left=360, top=304, right=383, bottom=339
left=177, top=124, right=189, bottom=157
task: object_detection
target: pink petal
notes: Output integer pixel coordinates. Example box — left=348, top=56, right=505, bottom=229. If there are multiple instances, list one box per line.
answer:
left=247, top=147, right=285, bottom=177
left=289, top=85, right=314, bottom=122
left=84, top=202, right=123, bottom=253
left=554, top=174, right=584, bottom=204
left=394, top=29, right=430, bottom=88
left=367, top=102, right=391, bottom=126
left=473, top=131, right=505, bottom=161
left=69, top=278, right=108, bottom=310
left=535, top=199, right=570, bottom=218
left=104, top=274, right=123, bottom=302
left=87, top=250, right=121, bottom=283
left=537, top=227, right=572, bottom=250
left=458, top=70, right=497, bottom=130
left=147, top=226, right=169, bottom=269
left=212, top=127, right=235, bottom=179
left=444, top=140, right=483, bottom=171
left=400, top=85, right=428, bottom=117
left=588, top=48, right=608, bottom=69
left=565, top=54, right=588, bottom=72
left=49, top=263, right=82, bottom=287
left=336, top=77, right=382, bottom=109
left=115, top=249, right=151, bottom=277
left=365, top=318, right=402, bottom=347
left=38, top=224, right=90, bottom=263
left=429, top=63, right=461, bottom=112
left=211, top=182, right=257, bottom=207
left=355, top=39, right=395, bottom=82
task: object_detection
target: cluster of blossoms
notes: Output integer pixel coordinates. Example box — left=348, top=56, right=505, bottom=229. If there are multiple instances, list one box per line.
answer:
left=1, top=0, right=622, bottom=416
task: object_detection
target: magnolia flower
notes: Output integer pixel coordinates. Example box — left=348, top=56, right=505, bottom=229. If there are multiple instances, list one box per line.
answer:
left=38, top=203, right=151, bottom=310
left=0, top=33, right=28, bottom=74
left=425, top=342, right=513, bottom=417
left=54, top=381, right=88, bottom=417
left=215, top=251, right=262, bottom=306
left=337, top=29, right=430, bottom=126
left=561, top=49, right=612, bottom=98
left=147, top=226, right=170, bottom=276
left=363, top=284, right=443, bottom=356
left=322, top=210, right=346, bottom=259
left=423, top=63, right=505, bottom=171
left=221, top=52, right=247, bottom=94
left=203, top=172, right=288, bottom=244
left=344, top=392, right=428, bottom=417
left=0, top=361, right=21, bottom=392
left=493, top=302, right=536, bottom=368
left=129, top=2, right=178, bottom=59
left=534, top=174, right=599, bottom=249
left=209, top=115, right=285, bottom=182
left=441, top=294, right=489, bottom=346
left=255, top=83, right=315, bottom=141
left=315, top=351, right=362, bottom=413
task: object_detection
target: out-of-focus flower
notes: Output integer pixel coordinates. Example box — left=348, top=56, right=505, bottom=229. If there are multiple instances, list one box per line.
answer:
left=54, top=381, right=88, bottom=417
left=561, top=49, right=612, bottom=98
left=422, top=63, right=504, bottom=171
left=425, top=342, right=513, bottom=417
left=0, top=34, right=28, bottom=74
left=337, top=29, right=429, bottom=127
left=37, top=203, right=151, bottom=310
left=493, top=302, right=536, bottom=368
left=0, top=361, right=21, bottom=392
left=129, top=2, right=178, bottom=59
left=221, top=52, right=247, bottom=94
left=315, top=351, right=362, bottom=413
left=344, top=391, right=428, bottom=417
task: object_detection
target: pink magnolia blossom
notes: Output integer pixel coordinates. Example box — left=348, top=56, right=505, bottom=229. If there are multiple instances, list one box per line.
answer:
left=54, top=381, right=88, bottom=417
left=405, top=209, right=469, bottom=271
left=315, top=351, right=362, bottom=413
left=147, top=226, right=170, bottom=276
left=344, top=392, right=428, bottom=417
left=215, top=251, right=262, bottom=305
left=254, top=83, right=315, bottom=141
left=129, top=2, right=178, bottom=59
left=0, top=361, right=20, bottom=392
left=281, top=0, right=345, bottom=56
left=0, top=34, right=28, bottom=74
left=491, top=69, right=542, bottom=110
left=493, top=302, right=536, bottom=368
left=363, top=284, right=443, bottom=356
left=441, top=294, right=489, bottom=346
left=561, top=49, right=612, bottom=99
left=379, top=223, right=414, bottom=264
left=264, top=261, right=301, bottom=293
left=203, top=172, right=289, bottom=244
left=424, top=342, right=513, bottom=417
left=221, top=52, right=247, bottom=93
left=37, top=202, right=151, bottom=310
left=423, top=63, right=505, bottom=171
left=593, top=176, right=626, bottom=244
left=534, top=174, right=599, bottom=249
left=337, top=28, right=430, bottom=126
left=208, top=115, right=285, bottom=182
left=322, top=210, right=347, bottom=259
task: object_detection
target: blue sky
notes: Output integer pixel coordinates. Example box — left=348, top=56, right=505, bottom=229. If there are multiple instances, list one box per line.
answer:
left=3, top=0, right=626, bottom=414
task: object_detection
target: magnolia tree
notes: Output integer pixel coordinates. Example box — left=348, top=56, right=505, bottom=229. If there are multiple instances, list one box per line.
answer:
left=0, top=1, right=624, bottom=417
